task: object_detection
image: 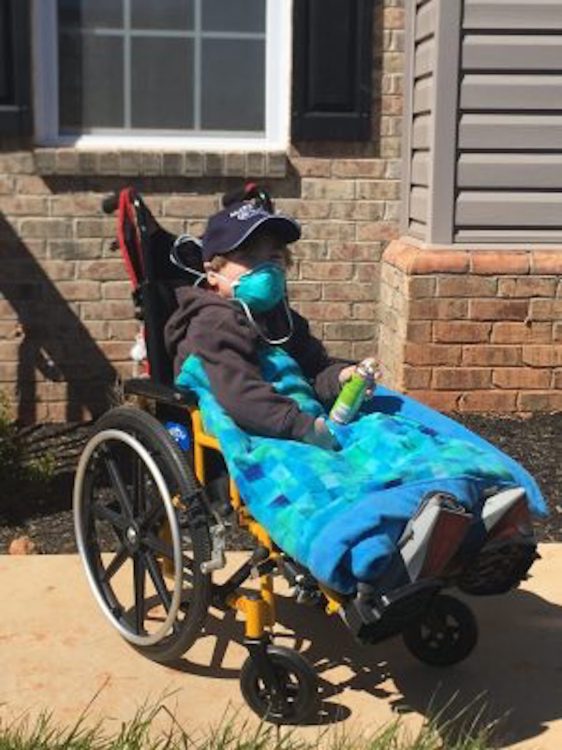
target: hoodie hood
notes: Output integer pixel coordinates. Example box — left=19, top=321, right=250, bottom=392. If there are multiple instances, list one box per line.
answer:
left=164, top=285, right=243, bottom=374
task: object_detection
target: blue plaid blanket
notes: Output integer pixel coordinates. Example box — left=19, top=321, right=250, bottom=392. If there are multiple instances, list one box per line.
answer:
left=177, top=346, right=547, bottom=594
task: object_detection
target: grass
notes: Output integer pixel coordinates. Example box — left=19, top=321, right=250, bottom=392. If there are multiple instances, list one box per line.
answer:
left=0, top=696, right=501, bottom=750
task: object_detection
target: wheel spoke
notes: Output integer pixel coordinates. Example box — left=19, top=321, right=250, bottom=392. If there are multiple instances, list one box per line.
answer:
left=102, top=544, right=129, bottom=582
left=103, top=451, right=135, bottom=522
left=145, top=550, right=172, bottom=613
left=138, top=499, right=167, bottom=531
left=133, top=552, right=147, bottom=634
left=93, top=501, right=128, bottom=531
left=143, top=532, right=174, bottom=559
left=132, top=453, right=145, bottom=516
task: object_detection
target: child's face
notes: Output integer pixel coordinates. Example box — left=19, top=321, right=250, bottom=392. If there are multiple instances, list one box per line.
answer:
left=205, top=232, right=289, bottom=300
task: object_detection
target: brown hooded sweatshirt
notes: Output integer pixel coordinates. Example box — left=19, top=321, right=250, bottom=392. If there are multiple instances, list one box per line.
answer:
left=164, top=285, right=350, bottom=441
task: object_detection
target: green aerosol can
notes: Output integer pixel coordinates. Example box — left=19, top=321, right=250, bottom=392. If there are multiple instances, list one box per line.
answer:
left=329, top=358, right=378, bottom=424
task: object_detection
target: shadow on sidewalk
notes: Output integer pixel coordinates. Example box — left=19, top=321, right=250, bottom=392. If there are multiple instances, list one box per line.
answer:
left=171, top=586, right=562, bottom=744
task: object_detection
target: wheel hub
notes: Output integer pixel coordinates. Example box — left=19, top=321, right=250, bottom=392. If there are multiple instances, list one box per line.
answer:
left=125, top=523, right=141, bottom=551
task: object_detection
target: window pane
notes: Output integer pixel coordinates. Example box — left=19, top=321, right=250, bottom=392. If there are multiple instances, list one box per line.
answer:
left=131, top=38, right=193, bottom=129
left=59, top=33, right=124, bottom=129
left=131, top=0, right=194, bottom=30
left=58, top=0, right=123, bottom=29
left=202, top=0, right=265, bottom=33
left=202, top=39, right=264, bottom=131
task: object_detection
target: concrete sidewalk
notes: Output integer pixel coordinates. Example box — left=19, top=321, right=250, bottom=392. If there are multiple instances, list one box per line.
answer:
left=0, top=546, right=561, bottom=749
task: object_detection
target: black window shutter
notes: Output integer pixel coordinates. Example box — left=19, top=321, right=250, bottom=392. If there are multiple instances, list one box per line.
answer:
left=0, top=0, right=31, bottom=137
left=292, top=0, right=374, bottom=142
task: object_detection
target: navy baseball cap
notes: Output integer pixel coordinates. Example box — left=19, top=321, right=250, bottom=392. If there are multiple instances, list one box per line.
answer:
left=201, top=201, right=301, bottom=262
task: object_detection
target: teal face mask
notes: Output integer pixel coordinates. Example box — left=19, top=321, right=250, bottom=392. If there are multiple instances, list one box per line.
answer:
left=232, top=262, right=287, bottom=313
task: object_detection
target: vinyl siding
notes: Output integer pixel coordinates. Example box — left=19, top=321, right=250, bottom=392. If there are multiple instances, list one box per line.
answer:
left=454, top=0, right=562, bottom=242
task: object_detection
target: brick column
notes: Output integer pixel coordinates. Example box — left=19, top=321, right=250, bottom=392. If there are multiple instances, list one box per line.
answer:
left=379, top=239, right=562, bottom=413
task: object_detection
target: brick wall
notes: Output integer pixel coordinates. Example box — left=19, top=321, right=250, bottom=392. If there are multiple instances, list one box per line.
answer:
left=380, top=240, right=562, bottom=413
left=0, top=1, right=405, bottom=422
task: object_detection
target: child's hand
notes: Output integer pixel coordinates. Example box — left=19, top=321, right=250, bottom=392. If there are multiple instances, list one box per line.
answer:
left=338, top=360, right=380, bottom=399
left=303, top=417, right=338, bottom=450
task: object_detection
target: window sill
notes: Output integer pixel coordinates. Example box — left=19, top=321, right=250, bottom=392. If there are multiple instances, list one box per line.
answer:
left=32, top=147, right=288, bottom=179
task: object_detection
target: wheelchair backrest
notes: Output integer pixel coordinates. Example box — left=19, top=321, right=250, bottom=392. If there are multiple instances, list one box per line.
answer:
left=112, top=183, right=276, bottom=386
left=115, top=188, right=203, bottom=385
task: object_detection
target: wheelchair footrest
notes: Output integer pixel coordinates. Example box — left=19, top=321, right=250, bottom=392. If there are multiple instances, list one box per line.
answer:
left=342, top=578, right=443, bottom=645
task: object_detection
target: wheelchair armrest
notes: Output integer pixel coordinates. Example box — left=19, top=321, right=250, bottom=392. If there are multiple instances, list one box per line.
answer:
left=123, top=378, right=196, bottom=406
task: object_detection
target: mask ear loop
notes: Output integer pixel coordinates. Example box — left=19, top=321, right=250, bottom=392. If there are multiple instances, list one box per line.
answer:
left=169, top=237, right=207, bottom=287
left=235, top=295, right=294, bottom=346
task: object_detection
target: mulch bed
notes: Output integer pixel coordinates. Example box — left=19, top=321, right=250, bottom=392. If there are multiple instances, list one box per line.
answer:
left=0, top=412, right=560, bottom=554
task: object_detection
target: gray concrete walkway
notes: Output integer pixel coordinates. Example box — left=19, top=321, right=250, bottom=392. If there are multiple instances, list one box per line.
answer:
left=0, top=547, right=561, bottom=748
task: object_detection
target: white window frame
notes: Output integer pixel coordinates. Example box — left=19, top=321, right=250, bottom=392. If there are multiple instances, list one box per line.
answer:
left=32, top=0, right=292, bottom=151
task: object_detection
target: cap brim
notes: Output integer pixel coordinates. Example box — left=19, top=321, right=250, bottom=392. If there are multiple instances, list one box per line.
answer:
left=229, top=214, right=301, bottom=251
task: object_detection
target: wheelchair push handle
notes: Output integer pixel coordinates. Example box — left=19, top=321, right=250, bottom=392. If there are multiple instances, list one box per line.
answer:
left=222, top=182, right=274, bottom=214
left=101, top=192, right=119, bottom=215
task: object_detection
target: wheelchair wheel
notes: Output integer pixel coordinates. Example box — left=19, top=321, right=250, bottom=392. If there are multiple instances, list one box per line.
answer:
left=73, top=406, right=212, bottom=664
left=402, top=594, right=478, bottom=667
left=239, top=645, right=318, bottom=725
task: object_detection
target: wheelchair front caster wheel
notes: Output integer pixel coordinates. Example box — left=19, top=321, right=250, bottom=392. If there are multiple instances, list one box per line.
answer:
left=402, top=594, right=478, bottom=667
left=240, top=645, right=318, bottom=725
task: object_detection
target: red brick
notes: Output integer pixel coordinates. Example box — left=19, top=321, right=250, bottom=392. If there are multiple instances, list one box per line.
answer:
left=50, top=194, right=102, bottom=216
left=433, top=368, right=492, bottom=390
left=470, top=251, right=529, bottom=275
left=491, top=322, right=552, bottom=344
left=437, top=276, right=497, bottom=297
left=410, top=250, right=470, bottom=274
left=382, top=240, right=419, bottom=272
left=410, top=299, right=468, bottom=320
left=323, top=283, right=373, bottom=301
left=56, top=281, right=100, bottom=301
left=405, top=343, right=461, bottom=366
left=331, top=160, right=386, bottom=179
left=402, top=366, right=432, bottom=389
left=407, top=390, right=461, bottom=412
left=434, top=321, right=491, bottom=343
left=296, top=302, right=352, bottom=320
left=163, top=196, right=217, bottom=218
left=356, top=222, right=399, bottom=242
left=555, top=323, right=562, bottom=342
left=522, top=346, right=562, bottom=367
left=462, top=345, right=522, bottom=367
left=498, top=277, right=557, bottom=298
left=408, top=277, right=436, bottom=299
left=103, top=281, right=131, bottom=299
left=469, top=299, right=528, bottom=321
left=554, top=370, right=562, bottom=388
left=531, top=251, right=562, bottom=275
left=301, top=261, right=354, bottom=281
left=459, top=390, right=518, bottom=413
left=328, top=242, right=382, bottom=262
left=493, top=368, right=551, bottom=390
left=406, top=321, right=432, bottom=342
left=518, top=391, right=562, bottom=412
left=324, top=322, right=375, bottom=340
left=286, top=283, right=321, bottom=301
left=529, top=299, right=562, bottom=321
left=79, top=260, right=126, bottom=280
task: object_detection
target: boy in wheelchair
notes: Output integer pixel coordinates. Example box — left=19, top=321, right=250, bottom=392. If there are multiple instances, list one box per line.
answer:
left=165, top=199, right=355, bottom=451
left=74, top=185, right=547, bottom=724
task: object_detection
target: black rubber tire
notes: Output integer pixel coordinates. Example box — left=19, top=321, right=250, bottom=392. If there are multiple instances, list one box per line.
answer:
left=74, top=406, right=212, bottom=664
left=239, top=645, right=318, bottom=725
left=402, top=594, right=478, bottom=667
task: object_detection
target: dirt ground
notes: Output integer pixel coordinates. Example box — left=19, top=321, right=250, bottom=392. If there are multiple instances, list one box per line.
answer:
left=0, top=412, right=560, bottom=554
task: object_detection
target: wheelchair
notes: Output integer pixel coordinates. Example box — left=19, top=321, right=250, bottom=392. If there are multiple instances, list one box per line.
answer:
left=73, top=184, right=539, bottom=724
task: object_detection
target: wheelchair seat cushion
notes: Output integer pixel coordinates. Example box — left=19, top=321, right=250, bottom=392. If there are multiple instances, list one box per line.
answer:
left=177, top=346, right=546, bottom=594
